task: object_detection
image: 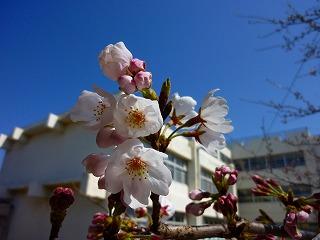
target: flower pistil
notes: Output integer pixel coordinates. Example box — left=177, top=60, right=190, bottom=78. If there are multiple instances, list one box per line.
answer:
left=125, top=108, right=146, bottom=128
left=125, top=157, right=148, bottom=180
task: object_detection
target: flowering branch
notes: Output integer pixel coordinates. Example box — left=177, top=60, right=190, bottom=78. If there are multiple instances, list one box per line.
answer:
left=64, top=41, right=320, bottom=240
left=157, top=221, right=316, bottom=240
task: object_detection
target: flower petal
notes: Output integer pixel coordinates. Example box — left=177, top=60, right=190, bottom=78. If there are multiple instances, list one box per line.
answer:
left=82, top=153, right=110, bottom=177
left=172, top=93, right=197, bottom=116
left=96, top=128, right=127, bottom=148
left=123, top=175, right=150, bottom=206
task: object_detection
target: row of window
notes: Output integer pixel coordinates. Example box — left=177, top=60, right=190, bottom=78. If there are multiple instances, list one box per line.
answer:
left=238, top=185, right=312, bottom=203
left=165, top=154, right=227, bottom=190
left=234, top=151, right=305, bottom=172
left=200, top=168, right=217, bottom=193
left=164, top=155, right=188, bottom=183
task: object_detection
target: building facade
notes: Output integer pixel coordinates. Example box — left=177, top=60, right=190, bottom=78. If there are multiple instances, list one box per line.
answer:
left=0, top=113, right=232, bottom=239
left=230, top=128, right=320, bottom=226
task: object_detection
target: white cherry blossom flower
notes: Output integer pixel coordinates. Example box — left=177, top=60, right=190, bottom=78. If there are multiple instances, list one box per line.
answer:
left=99, top=42, right=133, bottom=81
left=70, top=90, right=116, bottom=130
left=103, top=139, right=172, bottom=208
left=171, top=93, right=198, bottom=124
left=200, top=89, right=233, bottom=133
left=82, top=153, right=110, bottom=177
left=198, top=125, right=226, bottom=154
left=159, top=196, right=175, bottom=221
left=113, top=94, right=163, bottom=138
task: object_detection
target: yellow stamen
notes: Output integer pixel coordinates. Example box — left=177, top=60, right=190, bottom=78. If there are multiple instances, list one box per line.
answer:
left=125, top=157, right=148, bottom=180
left=126, top=108, right=146, bottom=128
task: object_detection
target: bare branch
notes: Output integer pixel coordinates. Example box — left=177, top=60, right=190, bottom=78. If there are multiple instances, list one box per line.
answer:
left=157, top=221, right=317, bottom=240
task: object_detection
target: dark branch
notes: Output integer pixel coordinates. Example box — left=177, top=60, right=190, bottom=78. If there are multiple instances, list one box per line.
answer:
left=157, top=222, right=317, bottom=240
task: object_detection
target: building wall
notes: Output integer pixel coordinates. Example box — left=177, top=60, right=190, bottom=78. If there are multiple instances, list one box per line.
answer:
left=0, top=124, right=101, bottom=187
left=6, top=192, right=107, bottom=240
left=0, top=116, right=233, bottom=238
left=231, top=129, right=320, bottom=222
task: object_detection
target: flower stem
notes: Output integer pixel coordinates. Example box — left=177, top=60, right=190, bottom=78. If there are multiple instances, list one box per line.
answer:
left=49, top=210, right=66, bottom=240
left=150, top=193, right=161, bottom=233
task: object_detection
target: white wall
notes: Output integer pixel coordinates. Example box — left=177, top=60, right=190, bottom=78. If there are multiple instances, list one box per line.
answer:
left=7, top=192, right=106, bottom=240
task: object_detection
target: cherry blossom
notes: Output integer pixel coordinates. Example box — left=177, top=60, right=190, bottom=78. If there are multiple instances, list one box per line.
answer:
left=99, top=42, right=133, bottom=81
left=113, top=94, right=163, bottom=138
left=96, top=127, right=127, bottom=148
left=103, top=139, right=172, bottom=208
left=159, top=196, right=175, bottom=221
left=70, top=90, right=116, bottom=130
left=82, top=153, right=110, bottom=177
left=171, top=93, right=197, bottom=124
left=200, top=89, right=233, bottom=134
left=197, top=125, right=226, bottom=153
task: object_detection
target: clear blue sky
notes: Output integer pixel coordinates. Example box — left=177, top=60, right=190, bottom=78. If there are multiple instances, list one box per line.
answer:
left=0, top=0, right=319, bottom=150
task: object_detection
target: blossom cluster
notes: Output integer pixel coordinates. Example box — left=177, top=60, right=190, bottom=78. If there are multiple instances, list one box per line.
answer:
left=70, top=42, right=233, bottom=211
left=186, top=165, right=238, bottom=223
left=250, top=175, right=319, bottom=240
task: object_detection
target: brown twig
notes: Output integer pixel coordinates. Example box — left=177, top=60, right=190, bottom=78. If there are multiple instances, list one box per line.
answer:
left=157, top=221, right=317, bottom=240
left=150, top=193, right=161, bottom=233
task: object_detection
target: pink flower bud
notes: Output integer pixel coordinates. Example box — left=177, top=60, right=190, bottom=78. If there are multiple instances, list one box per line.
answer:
left=186, top=202, right=211, bottom=216
left=286, top=211, right=297, bottom=225
left=92, top=212, right=108, bottom=224
left=129, top=58, right=146, bottom=75
left=228, top=173, right=237, bottom=185
left=135, top=207, right=148, bottom=218
left=252, top=175, right=267, bottom=186
left=266, top=178, right=280, bottom=188
left=220, top=165, right=231, bottom=174
left=49, top=187, right=75, bottom=211
left=214, top=170, right=222, bottom=182
left=231, top=169, right=238, bottom=177
left=214, top=193, right=238, bottom=216
left=296, top=210, right=309, bottom=223
left=284, top=211, right=302, bottom=240
left=118, top=75, right=136, bottom=94
left=251, top=188, right=270, bottom=196
left=134, top=71, right=152, bottom=90
left=96, top=128, right=127, bottom=148
left=188, top=189, right=211, bottom=200
left=302, top=205, right=313, bottom=214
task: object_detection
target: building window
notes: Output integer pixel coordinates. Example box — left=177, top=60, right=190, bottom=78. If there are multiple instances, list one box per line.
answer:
left=238, top=189, right=273, bottom=203
left=235, top=151, right=305, bottom=172
left=167, top=212, right=185, bottom=223
left=234, top=158, right=250, bottom=171
left=285, top=151, right=305, bottom=167
left=165, top=155, right=188, bottom=184
left=269, top=155, right=285, bottom=169
left=220, top=153, right=230, bottom=163
left=203, top=216, right=223, bottom=224
left=283, top=185, right=311, bottom=196
left=238, top=189, right=253, bottom=203
left=201, top=169, right=217, bottom=193
left=250, top=157, right=267, bottom=170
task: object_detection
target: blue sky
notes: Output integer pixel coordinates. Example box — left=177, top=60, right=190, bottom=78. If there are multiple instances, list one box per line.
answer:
left=0, top=0, right=319, bottom=153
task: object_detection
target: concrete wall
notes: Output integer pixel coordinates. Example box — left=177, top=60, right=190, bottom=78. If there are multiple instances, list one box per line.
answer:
left=6, top=192, right=106, bottom=240
left=0, top=118, right=233, bottom=238
left=231, top=129, right=320, bottom=222
left=0, top=124, right=101, bottom=187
